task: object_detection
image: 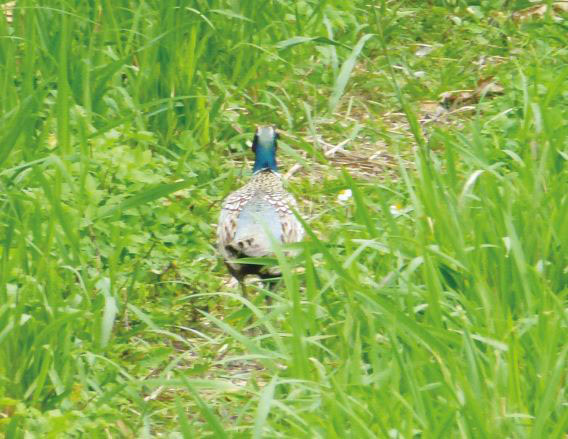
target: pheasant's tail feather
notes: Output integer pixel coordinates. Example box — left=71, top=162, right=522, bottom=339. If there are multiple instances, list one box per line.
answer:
left=227, top=234, right=273, bottom=258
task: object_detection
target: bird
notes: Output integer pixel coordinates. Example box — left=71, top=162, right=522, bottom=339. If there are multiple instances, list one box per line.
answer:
left=217, top=126, right=304, bottom=299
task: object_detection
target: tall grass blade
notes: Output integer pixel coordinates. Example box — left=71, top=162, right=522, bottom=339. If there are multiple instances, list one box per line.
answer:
left=329, top=33, right=374, bottom=112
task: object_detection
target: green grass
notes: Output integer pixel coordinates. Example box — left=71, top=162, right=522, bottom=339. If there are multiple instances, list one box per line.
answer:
left=0, top=0, right=566, bottom=437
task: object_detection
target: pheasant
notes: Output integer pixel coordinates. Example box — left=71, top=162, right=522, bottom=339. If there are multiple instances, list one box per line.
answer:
left=217, top=126, right=304, bottom=297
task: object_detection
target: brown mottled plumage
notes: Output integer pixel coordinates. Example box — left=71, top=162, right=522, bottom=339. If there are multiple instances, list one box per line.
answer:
left=217, top=127, right=304, bottom=295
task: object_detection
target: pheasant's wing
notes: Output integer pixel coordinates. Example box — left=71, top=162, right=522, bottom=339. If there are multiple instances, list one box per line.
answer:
left=217, top=189, right=253, bottom=260
left=279, top=193, right=305, bottom=244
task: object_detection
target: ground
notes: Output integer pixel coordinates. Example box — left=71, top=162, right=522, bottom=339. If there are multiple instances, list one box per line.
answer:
left=0, top=1, right=566, bottom=438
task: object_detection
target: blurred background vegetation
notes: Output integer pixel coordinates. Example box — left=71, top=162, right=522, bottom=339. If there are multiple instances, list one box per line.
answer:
left=0, top=0, right=566, bottom=437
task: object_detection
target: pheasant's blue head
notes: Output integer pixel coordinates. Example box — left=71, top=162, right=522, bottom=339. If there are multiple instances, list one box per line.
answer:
left=252, top=126, right=278, bottom=173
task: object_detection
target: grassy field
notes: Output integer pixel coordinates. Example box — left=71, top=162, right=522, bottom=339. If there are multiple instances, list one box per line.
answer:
left=0, top=1, right=567, bottom=437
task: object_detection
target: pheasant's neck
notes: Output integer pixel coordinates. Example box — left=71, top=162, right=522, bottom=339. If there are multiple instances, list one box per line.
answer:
left=252, top=147, right=277, bottom=173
